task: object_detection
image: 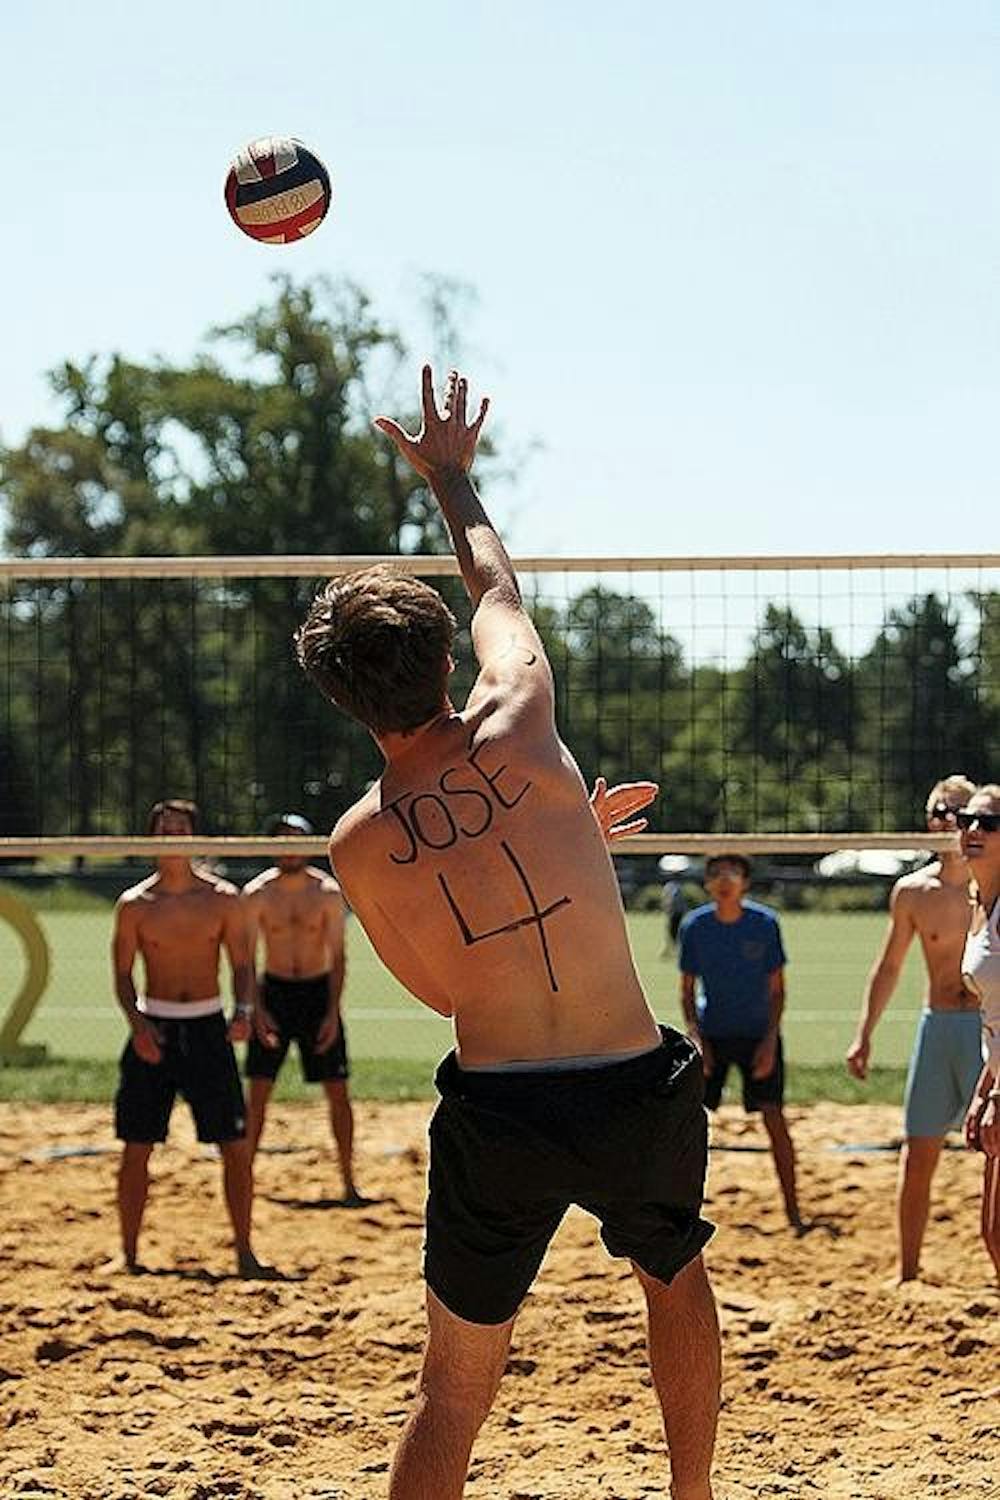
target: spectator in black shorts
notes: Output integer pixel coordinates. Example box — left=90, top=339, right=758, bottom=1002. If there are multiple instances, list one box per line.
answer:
left=243, top=814, right=363, bottom=1204
left=111, top=798, right=270, bottom=1277
left=678, top=853, right=803, bottom=1231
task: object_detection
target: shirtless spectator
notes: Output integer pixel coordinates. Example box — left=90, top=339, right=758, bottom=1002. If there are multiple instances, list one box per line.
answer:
left=846, top=774, right=982, bottom=1282
left=295, top=366, right=720, bottom=1500
left=111, top=799, right=267, bottom=1277
left=243, top=813, right=362, bottom=1205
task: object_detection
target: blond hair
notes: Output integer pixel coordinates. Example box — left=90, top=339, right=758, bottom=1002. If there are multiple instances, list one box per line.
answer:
left=926, top=773, right=977, bottom=813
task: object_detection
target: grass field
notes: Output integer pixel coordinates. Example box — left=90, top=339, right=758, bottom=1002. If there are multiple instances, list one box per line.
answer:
left=0, top=894, right=926, bottom=1103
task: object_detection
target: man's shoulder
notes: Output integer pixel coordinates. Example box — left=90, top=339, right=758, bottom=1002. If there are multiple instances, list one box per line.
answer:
left=242, top=867, right=280, bottom=897
left=330, top=788, right=382, bottom=862
left=306, top=866, right=342, bottom=898
left=893, top=864, right=939, bottom=897
left=743, top=899, right=782, bottom=927
left=197, top=869, right=239, bottom=900
left=680, top=902, right=715, bottom=932
left=117, top=874, right=157, bottom=906
left=460, top=698, right=562, bottom=771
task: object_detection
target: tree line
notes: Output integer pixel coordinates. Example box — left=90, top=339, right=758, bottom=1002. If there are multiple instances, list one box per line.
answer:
left=2, top=277, right=998, bottom=838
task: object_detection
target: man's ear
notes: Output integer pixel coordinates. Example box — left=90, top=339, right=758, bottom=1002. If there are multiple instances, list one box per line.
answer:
left=447, top=653, right=456, bottom=677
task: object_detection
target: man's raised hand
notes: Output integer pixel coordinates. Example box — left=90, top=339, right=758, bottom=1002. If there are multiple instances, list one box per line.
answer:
left=375, top=364, right=489, bottom=481
left=589, top=776, right=659, bottom=844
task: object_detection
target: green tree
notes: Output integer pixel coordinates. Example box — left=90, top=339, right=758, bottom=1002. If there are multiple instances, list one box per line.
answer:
left=0, top=275, right=494, bottom=835
left=558, top=587, right=687, bottom=825
left=726, top=605, right=856, bottom=831
left=855, top=593, right=992, bottom=827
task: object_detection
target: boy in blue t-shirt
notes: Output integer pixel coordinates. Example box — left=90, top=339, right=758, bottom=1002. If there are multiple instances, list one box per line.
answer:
left=678, top=854, right=803, bottom=1230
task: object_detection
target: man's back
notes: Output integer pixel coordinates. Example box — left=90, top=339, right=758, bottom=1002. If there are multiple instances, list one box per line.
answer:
left=334, top=690, right=658, bottom=1066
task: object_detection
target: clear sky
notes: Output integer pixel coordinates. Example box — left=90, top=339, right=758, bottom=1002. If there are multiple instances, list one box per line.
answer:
left=3, top=1, right=999, bottom=558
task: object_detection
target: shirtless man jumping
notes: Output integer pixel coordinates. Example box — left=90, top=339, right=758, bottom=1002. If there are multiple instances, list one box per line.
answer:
left=846, top=774, right=982, bottom=1282
left=111, top=799, right=266, bottom=1277
left=295, top=366, right=720, bottom=1500
left=243, top=812, right=362, bottom=1204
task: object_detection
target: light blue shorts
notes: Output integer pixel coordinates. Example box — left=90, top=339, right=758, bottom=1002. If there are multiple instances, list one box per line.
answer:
left=903, top=1010, right=984, bottom=1139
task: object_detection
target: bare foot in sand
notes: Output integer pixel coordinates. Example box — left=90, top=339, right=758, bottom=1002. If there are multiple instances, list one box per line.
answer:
left=98, top=1252, right=144, bottom=1276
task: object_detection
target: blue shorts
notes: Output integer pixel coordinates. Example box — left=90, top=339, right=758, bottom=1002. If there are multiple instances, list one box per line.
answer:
left=903, top=1010, right=983, bottom=1139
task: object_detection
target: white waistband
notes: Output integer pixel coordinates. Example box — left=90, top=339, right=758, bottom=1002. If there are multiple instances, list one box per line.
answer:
left=138, top=996, right=223, bottom=1020
left=460, top=1040, right=662, bottom=1074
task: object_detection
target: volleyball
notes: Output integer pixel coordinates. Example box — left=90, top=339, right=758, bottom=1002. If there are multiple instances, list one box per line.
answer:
left=224, top=136, right=331, bottom=245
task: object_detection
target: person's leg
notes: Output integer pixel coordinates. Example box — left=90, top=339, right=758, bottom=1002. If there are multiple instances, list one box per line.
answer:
left=635, top=1257, right=720, bottom=1500
left=760, top=1105, right=802, bottom=1229
left=897, top=1135, right=943, bottom=1282
left=981, top=1155, right=1000, bottom=1282
left=321, top=1078, right=358, bottom=1200
left=118, top=1142, right=154, bottom=1266
left=245, top=1077, right=274, bottom=1158
left=389, top=1288, right=514, bottom=1500
left=218, top=1138, right=256, bottom=1270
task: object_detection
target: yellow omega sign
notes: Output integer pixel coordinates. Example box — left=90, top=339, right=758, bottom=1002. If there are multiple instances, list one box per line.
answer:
left=0, top=887, right=51, bottom=1055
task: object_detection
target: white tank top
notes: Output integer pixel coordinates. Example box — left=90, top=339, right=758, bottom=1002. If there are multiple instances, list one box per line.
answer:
left=962, top=899, right=1000, bottom=1071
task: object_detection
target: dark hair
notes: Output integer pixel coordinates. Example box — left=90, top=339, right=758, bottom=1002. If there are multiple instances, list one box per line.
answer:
left=295, top=565, right=456, bottom=734
left=705, top=853, right=751, bottom=881
left=147, top=798, right=200, bottom=834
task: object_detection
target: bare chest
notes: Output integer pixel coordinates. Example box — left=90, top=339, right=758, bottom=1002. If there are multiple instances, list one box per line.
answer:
left=911, top=885, right=971, bottom=958
left=136, top=894, right=224, bottom=955
left=260, top=891, right=328, bottom=939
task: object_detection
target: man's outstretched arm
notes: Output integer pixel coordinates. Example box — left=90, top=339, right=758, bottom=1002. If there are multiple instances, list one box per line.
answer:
left=376, top=365, right=546, bottom=677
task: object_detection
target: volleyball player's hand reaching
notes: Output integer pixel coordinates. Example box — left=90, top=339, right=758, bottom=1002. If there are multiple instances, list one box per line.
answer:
left=375, top=365, right=489, bottom=480
left=589, top=777, right=658, bottom=843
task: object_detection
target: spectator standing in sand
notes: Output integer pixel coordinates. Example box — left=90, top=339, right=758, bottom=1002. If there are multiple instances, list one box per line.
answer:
left=295, top=366, right=720, bottom=1500
left=846, top=774, right=982, bottom=1282
left=242, top=813, right=363, bottom=1205
left=110, top=799, right=267, bottom=1277
left=678, top=854, right=803, bottom=1232
left=958, top=783, right=1000, bottom=1281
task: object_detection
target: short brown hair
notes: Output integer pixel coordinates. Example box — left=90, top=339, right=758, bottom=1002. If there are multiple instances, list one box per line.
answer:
left=147, top=798, right=199, bottom=834
left=295, top=565, right=456, bottom=734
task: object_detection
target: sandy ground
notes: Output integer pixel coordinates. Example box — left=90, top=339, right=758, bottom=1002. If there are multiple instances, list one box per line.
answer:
left=0, top=1100, right=997, bottom=1500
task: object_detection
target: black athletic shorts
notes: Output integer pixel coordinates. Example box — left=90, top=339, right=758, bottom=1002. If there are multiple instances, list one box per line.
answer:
left=702, top=1033, right=785, bottom=1113
left=245, top=974, right=349, bottom=1084
left=115, top=1010, right=246, bottom=1144
left=425, top=1025, right=713, bottom=1325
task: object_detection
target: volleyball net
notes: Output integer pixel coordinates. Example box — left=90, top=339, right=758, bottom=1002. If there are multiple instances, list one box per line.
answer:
left=2, top=551, right=998, bottom=846
left=0, top=552, right=996, bottom=1069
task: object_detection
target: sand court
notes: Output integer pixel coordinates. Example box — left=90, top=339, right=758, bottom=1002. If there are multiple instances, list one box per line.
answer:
left=0, top=1101, right=996, bottom=1500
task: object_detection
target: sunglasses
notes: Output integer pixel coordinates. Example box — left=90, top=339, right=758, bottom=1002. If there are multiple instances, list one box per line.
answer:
left=927, top=802, right=959, bottom=821
left=956, top=810, right=1000, bottom=833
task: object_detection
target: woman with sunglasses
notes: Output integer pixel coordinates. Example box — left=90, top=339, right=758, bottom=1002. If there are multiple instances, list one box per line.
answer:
left=959, top=784, right=1000, bottom=1281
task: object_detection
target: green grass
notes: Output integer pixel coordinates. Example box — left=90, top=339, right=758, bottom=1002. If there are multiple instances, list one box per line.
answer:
left=0, top=1055, right=908, bottom=1106
left=0, top=903, right=925, bottom=1104
left=0, top=1054, right=437, bottom=1103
